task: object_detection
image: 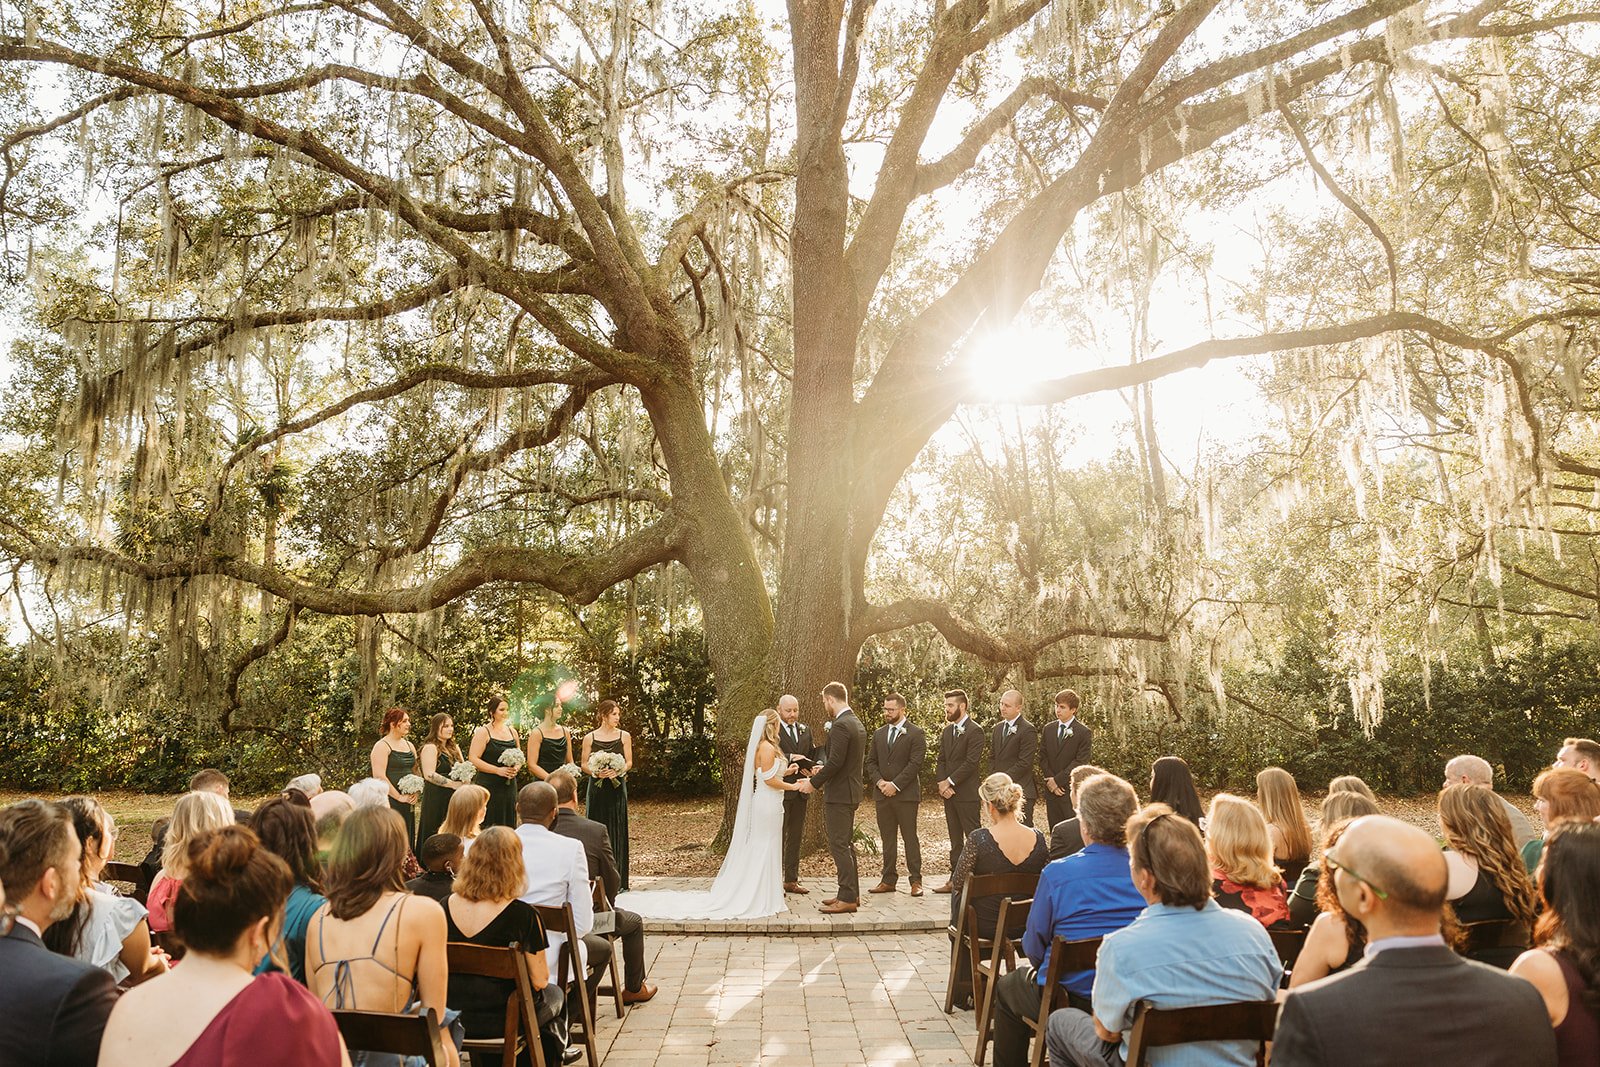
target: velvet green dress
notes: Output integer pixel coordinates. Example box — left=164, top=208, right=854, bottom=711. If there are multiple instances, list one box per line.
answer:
left=382, top=740, right=417, bottom=851
left=474, top=731, right=521, bottom=829
left=417, top=744, right=460, bottom=847
left=585, top=735, right=630, bottom=890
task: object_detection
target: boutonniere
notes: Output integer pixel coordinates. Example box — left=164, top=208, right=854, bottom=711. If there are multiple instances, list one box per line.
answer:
left=954, top=724, right=963, bottom=736
left=1063, top=725, right=1074, bottom=738
left=824, top=720, right=832, bottom=731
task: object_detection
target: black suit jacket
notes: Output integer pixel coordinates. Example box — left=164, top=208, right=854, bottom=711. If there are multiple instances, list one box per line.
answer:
left=991, top=717, right=1038, bottom=799
left=1038, top=717, right=1092, bottom=791
left=0, top=924, right=117, bottom=1067
left=810, top=709, right=866, bottom=806
left=1272, top=945, right=1556, bottom=1067
left=865, top=721, right=925, bottom=804
left=1047, top=818, right=1085, bottom=861
left=777, top=720, right=817, bottom=806
left=552, top=807, right=622, bottom=904
left=935, top=719, right=985, bottom=802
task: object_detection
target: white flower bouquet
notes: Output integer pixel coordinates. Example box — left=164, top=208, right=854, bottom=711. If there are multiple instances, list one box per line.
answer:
left=396, top=774, right=424, bottom=799
left=588, top=751, right=626, bottom=786
left=448, top=760, right=477, bottom=782
left=498, top=748, right=527, bottom=770
left=557, top=762, right=584, bottom=779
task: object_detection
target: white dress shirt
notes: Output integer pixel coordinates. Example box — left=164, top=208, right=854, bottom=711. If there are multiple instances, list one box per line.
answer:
left=515, top=821, right=594, bottom=977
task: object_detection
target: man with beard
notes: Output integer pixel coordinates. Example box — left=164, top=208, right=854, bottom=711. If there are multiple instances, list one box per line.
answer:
left=866, top=692, right=927, bottom=896
left=776, top=694, right=816, bottom=893
left=934, top=689, right=985, bottom=894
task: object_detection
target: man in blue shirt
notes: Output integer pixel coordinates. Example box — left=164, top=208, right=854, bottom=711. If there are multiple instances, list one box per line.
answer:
left=1046, top=803, right=1281, bottom=1067
left=991, top=774, right=1146, bottom=1067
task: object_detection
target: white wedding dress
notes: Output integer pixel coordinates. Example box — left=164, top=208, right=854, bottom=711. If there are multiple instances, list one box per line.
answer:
left=617, top=716, right=787, bottom=920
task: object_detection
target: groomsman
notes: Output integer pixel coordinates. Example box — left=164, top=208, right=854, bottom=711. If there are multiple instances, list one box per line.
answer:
left=933, top=689, right=984, bottom=894
left=1039, top=688, right=1093, bottom=828
left=990, top=689, right=1039, bottom=825
left=776, top=694, right=815, bottom=894
left=866, top=692, right=926, bottom=896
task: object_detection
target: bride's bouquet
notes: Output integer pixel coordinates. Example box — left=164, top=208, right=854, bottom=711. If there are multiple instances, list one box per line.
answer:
left=499, top=748, right=527, bottom=770
left=588, top=751, right=626, bottom=786
left=556, top=762, right=584, bottom=779
left=396, top=774, right=424, bottom=799
left=448, top=760, right=477, bottom=783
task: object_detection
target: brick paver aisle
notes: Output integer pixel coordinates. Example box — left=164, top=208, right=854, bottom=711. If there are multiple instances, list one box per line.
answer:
left=590, top=932, right=973, bottom=1067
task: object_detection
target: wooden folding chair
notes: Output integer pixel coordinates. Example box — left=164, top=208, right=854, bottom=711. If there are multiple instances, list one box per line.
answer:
left=1268, top=926, right=1308, bottom=972
left=943, top=871, right=1041, bottom=1014
left=1022, top=936, right=1102, bottom=1067
left=535, top=902, right=600, bottom=1067
left=447, top=941, right=547, bottom=1067
left=591, top=878, right=628, bottom=1020
left=1460, top=918, right=1530, bottom=965
left=1124, top=997, right=1279, bottom=1067
left=332, top=1006, right=449, bottom=1067
left=972, top=892, right=1034, bottom=1066
left=102, top=861, right=151, bottom=905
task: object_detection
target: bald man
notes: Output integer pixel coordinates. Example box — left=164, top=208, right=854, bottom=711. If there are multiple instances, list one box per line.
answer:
left=1272, top=815, right=1555, bottom=1067
left=775, top=694, right=815, bottom=893
left=990, top=690, right=1038, bottom=826
left=1443, top=754, right=1535, bottom=849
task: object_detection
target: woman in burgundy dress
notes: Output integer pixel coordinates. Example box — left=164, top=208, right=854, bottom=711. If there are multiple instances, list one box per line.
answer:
left=1510, top=822, right=1600, bottom=1067
left=97, top=825, right=349, bottom=1066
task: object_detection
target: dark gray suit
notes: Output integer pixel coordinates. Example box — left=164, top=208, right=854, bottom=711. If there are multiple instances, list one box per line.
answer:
left=777, top=719, right=816, bottom=883
left=1272, top=944, right=1556, bottom=1067
left=0, top=923, right=117, bottom=1067
left=1039, top=716, right=1092, bottom=828
left=552, top=808, right=647, bottom=994
left=991, top=716, right=1038, bottom=825
left=810, top=708, right=867, bottom=903
left=935, top=718, right=984, bottom=873
left=865, top=720, right=925, bottom=886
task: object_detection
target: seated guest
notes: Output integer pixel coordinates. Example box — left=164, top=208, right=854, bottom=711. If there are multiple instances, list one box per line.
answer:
left=141, top=768, right=253, bottom=881
left=97, top=826, right=350, bottom=1065
left=1256, top=767, right=1313, bottom=885
left=306, top=806, right=462, bottom=1067
left=0, top=799, right=118, bottom=1067
left=407, top=834, right=463, bottom=903
left=1327, top=774, right=1378, bottom=801
left=1272, top=815, right=1556, bottom=1067
left=1446, top=754, right=1537, bottom=850
left=1440, top=782, right=1538, bottom=968
left=1555, top=738, right=1600, bottom=783
left=1148, top=756, right=1205, bottom=829
left=441, top=783, right=490, bottom=851
left=316, top=805, right=351, bottom=868
left=443, top=826, right=576, bottom=1066
left=250, top=792, right=328, bottom=982
left=513, top=783, right=594, bottom=983
left=1510, top=822, right=1600, bottom=1067
left=310, top=788, right=355, bottom=824
left=1289, top=820, right=1367, bottom=988
left=148, top=790, right=236, bottom=934
left=548, top=770, right=657, bottom=1005
left=289, top=773, right=325, bottom=798
left=43, top=796, right=167, bottom=984
left=991, top=774, right=1145, bottom=1067
left=952, top=773, right=1050, bottom=937
left=1044, top=802, right=1280, bottom=1067
left=1047, top=764, right=1107, bottom=862
left=1288, top=791, right=1379, bottom=926
left=348, top=777, right=392, bottom=810
left=1207, top=793, right=1291, bottom=928
left=1522, top=768, right=1600, bottom=873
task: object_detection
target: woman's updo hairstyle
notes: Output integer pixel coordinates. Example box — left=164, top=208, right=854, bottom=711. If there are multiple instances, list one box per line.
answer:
left=979, top=772, right=1025, bottom=816
left=380, top=706, right=410, bottom=733
left=172, top=825, right=292, bottom=956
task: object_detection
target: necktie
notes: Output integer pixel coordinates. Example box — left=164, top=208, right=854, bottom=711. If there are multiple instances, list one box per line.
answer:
left=1059, top=723, right=1067, bottom=741
left=788, top=724, right=798, bottom=745
left=889, top=726, right=899, bottom=748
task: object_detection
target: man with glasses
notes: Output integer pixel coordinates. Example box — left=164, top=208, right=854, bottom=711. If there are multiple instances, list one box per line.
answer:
left=0, top=798, right=118, bottom=1067
left=1273, top=815, right=1555, bottom=1067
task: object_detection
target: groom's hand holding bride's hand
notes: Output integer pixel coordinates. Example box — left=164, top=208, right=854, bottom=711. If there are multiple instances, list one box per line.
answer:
left=794, top=778, right=814, bottom=794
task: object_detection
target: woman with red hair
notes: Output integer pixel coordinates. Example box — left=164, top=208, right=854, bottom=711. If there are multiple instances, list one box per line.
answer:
left=370, top=707, right=420, bottom=854
left=1524, top=768, right=1600, bottom=873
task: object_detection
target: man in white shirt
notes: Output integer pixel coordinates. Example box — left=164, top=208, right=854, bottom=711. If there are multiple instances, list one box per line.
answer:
left=1442, top=754, right=1535, bottom=849
left=514, top=782, right=594, bottom=979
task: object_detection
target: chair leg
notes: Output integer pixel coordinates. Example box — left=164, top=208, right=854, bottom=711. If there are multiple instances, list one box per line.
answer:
left=944, top=925, right=964, bottom=1014
left=973, top=970, right=995, bottom=1067
left=608, top=938, right=627, bottom=1019
left=570, top=977, right=599, bottom=1067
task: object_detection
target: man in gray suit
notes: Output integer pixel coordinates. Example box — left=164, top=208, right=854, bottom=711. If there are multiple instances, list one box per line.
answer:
left=797, top=681, right=867, bottom=913
left=1272, top=815, right=1556, bottom=1067
left=865, top=691, right=926, bottom=896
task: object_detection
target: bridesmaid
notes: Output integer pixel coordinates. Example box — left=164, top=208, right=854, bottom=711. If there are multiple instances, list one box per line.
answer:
left=581, top=699, right=633, bottom=890
left=417, top=713, right=464, bottom=846
left=370, top=707, right=420, bottom=852
left=469, top=693, right=522, bottom=830
left=526, top=678, right=580, bottom=781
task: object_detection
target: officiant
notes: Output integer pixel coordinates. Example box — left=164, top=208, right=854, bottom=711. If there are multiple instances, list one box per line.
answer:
left=776, top=694, right=816, bottom=893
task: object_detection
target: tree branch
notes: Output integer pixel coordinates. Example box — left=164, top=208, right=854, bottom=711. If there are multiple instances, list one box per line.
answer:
left=854, top=597, right=1169, bottom=662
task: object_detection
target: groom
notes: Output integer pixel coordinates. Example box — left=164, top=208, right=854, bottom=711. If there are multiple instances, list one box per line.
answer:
left=797, top=681, right=867, bottom=914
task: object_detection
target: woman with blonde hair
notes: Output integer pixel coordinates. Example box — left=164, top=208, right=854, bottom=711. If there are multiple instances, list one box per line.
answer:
left=1328, top=775, right=1378, bottom=802
left=1288, top=790, right=1380, bottom=925
left=148, top=790, right=236, bottom=934
left=1207, top=793, right=1290, bottom=928
left=440, top=784, right=490, bottom=848
left=951, top=773, right=1049, bottom=938
left=1440, top=782, right=1539, bottom=968
left=1256, top=767, right=1313, bottom=884
left=1523, top=768, right=1600, bottom=873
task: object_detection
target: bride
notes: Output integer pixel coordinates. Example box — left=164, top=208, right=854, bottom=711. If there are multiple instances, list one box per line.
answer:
left=617, top=707, right=800, bottom=920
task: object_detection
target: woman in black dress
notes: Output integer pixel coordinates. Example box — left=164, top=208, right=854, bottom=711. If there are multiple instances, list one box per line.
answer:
left=370, top=706, right=420, bottom=851
left=1150, top=755, right=1206, bottom=830
left=417, top=713, right=464, bottom=847
left=581, top=699, right=632, bottom=890
left=1440, top=782, right=1538, bottom=968
left=526, top=679, right=580, bottom=782
left=470, top=693, right=522, bottom=830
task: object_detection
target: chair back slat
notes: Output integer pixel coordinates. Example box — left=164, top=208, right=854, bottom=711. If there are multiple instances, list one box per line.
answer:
left=1024, top=936, right=1104, bottom=1067
left=532, top=902, right=598, bottom=1067
left=448, top=940, right=545, bottom=1067
left=1269, top=927, right=1308, bottom=969
left=102, top=861, right=151, bottom=905
left=332, top=1007, right=448, bottom=1067
left=1124, top=998, right=1278, bottom=1067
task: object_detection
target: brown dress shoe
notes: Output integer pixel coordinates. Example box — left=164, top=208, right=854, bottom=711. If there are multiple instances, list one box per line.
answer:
left=910, top=883, right=924, bottom=897
left=620, top=982, right=658, bottom=1005
left=784, top=882, right=810, bottom=894
left=933, top=882, right=955, bottom=894
left=820, top=901, right=859, bottom=914
left=868, top=883, right=896, bottom=894
left=822, top=897, right=839, bottom=905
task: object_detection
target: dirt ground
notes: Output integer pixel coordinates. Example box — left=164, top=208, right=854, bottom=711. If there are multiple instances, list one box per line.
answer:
left=0, top=787, right=1516, bottom=880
